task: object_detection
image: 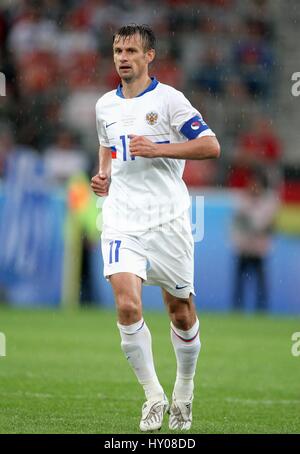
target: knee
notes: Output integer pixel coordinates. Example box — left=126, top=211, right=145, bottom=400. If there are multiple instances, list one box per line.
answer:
left=110, top=274, right=143, bottom=325
left=167, top=297, right=196, bottom=330
left=169, top=302, right=191, bottom=330
left=116, top=292, right=141, bottom=323
left=171, top=312, right=191, bottom=330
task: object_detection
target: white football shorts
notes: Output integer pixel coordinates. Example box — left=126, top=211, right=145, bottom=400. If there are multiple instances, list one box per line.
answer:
left=101, top=210, right=195, bottom=298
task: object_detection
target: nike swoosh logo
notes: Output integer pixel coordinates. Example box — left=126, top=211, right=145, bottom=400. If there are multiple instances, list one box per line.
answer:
left=105, top=122, right=117, bottom=129
left=175, top=284, right=188, bottom=290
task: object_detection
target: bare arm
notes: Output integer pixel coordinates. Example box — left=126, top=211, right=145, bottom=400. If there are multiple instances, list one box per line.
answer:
left=98, top=145, right=112, bottom=175
left=129, top=135, right=220, bottom=160
left=90, top=145, right=111, bottom=196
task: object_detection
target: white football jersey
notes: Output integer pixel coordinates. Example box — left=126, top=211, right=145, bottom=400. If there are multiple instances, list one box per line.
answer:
left=95, top=77, right=215, bottom=234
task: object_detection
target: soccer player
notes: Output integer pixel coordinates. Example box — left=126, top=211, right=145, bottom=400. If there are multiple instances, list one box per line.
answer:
left=91, top=24, right=220, bottom=431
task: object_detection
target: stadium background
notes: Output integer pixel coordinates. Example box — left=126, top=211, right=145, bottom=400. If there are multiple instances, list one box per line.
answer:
left=0, top=0, right=300, bottom=435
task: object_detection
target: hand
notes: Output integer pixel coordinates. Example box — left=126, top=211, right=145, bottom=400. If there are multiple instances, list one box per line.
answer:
left=91, top=172, right=110, bottom=197
left=129, top=135, right=159, bottom=158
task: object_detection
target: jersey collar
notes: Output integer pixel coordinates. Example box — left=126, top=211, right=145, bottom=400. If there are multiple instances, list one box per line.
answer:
left=116, top=77, right=159, bottom=98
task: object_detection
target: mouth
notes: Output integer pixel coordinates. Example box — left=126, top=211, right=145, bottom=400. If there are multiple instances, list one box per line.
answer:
left=119, top=66, right=131, bottom=70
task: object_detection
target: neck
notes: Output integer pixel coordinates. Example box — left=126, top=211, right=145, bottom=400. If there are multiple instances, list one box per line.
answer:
left=121, top=74, right=152, bottom=99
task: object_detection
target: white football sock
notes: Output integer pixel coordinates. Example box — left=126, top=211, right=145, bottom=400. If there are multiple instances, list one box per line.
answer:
left=171, top=318, right=201, bottom=401
left=117, top=319, right=164, bottom=401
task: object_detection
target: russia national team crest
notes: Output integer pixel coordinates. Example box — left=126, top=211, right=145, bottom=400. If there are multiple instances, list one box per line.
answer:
left=146, top=111, right=158, bottom=125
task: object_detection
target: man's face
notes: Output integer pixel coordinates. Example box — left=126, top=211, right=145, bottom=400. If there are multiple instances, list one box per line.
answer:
left=113, top=33, right=155, bottom=82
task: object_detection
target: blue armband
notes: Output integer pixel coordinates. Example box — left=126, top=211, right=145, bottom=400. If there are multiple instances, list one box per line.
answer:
left=180, top=115, right=209, bottom=140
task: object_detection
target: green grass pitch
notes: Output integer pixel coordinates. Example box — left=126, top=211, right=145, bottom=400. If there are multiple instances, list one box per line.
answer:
left=0, top=307, right=299, bottom=434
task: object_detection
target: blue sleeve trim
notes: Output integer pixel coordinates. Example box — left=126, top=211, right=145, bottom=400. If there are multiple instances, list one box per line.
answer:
left=180, top=115, right=209, bottom=140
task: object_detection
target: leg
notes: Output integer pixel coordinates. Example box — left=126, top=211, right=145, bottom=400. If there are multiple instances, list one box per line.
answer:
left=163, top=288, right=197, bottom=330
left=110, top=272, right=143, bottom=325
left=254, top=257, right=268, bottom=312
left=233, top=255, right=247, bottom=311
left=162, top=289, right=201, bottom=430
left=110, top=273, right=167, bottom=431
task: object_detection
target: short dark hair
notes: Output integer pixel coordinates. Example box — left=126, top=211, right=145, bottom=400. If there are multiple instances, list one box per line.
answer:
left=113, top=24, right=156, bottom=52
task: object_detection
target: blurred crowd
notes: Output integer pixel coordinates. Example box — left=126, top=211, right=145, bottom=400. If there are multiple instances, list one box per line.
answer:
left=0, top=0, right=282, bottom=189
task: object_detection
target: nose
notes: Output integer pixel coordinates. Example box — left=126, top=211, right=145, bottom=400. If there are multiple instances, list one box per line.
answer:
left=119, top=49, right=129, bottom=60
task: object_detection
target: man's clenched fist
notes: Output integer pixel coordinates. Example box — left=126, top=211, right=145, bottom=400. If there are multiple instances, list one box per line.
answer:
left=91, top=173, right=110, bottom=197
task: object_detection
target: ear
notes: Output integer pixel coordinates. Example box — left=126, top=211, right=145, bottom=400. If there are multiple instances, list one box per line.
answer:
left=146, top=49, right=155, bottom=64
